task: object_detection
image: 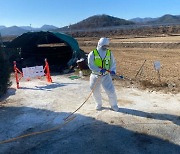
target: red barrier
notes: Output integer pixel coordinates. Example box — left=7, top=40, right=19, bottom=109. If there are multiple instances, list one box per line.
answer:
left=44, top=58, right=52, bottom=83
left=13, top=61, right=23, bottom=89
left=13, top=58, right=52, bottom=89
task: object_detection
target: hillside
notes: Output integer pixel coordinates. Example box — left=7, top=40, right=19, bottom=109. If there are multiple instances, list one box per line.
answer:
left=130, top=17, right=156, bottom=23
left=148, top=14, right=180, bottom=24
left=1, top=14, right=180, bottom=37
left=40, top=25, right=59, bottom=31
left=59, top=14, right=135, bottom=31
left=130, top=14, right=180, bottom=24
left=0, top=25, right=59, bottom=36
left=0, top=26, right=28, bottom=36
left=0, top=26, right=6, bottom=30
left=64, top=24, right=180, bottom=38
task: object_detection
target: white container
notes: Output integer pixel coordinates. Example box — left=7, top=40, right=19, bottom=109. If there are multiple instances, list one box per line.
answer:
left=79, top=71, right=83, bottom=77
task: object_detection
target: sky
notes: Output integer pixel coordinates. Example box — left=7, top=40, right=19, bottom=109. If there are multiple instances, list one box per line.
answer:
left=0, top=0, right=180, bottom=28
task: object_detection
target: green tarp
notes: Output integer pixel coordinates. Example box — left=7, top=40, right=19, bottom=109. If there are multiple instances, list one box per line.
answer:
left=7, top=31, right=86, bottom=67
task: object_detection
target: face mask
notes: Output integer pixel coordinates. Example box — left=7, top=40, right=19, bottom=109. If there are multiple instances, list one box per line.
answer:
left=101, top=45, right=108, bottom=51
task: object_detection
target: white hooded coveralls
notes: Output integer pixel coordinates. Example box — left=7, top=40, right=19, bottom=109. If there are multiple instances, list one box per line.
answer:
left=88, top=38, right=118, bottom=110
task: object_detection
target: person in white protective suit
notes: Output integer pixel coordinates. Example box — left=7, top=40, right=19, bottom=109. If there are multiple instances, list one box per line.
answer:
left=88, top=37, right=119, bottom=111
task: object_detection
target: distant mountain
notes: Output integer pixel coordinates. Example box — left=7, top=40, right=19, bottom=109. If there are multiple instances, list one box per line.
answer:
left=130, top=17, right=157, bottom=23
left=20, top=26, right=34, bottom=31
left=0, top=26, right=6, bottom=30
left=59, top=14, right=135, bottom=31
left=40, top=25, right=58, bottom=31
left=0, top=24, right=59, bottom=36
left=20, top=25, right=58, bottom=31
left=130, top=14, right=180, bottom=24
left=1, top=14, right=180, bottom=36
left=0, top=26, right=28, bottom=36
left=147, top=14, right=180, bottom=24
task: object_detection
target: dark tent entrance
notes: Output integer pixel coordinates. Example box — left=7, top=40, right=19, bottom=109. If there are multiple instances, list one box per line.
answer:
left=7, top=31, right=85, bottom=71
left=20, top=43, right=73, bottom=70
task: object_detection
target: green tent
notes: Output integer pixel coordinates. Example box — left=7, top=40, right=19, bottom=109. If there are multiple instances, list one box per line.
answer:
left=52, top=32, right=86, bottom=67
left=7, top=31, right=86, bottom=69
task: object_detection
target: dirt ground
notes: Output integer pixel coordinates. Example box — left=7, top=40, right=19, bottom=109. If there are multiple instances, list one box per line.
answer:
left=0, top=35, right=180, bottom=153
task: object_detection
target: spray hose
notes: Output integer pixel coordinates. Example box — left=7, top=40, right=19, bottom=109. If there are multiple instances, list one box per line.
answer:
left=0, top=75, right=102, bottom=144
left=64, top=76, right=102, bottom=121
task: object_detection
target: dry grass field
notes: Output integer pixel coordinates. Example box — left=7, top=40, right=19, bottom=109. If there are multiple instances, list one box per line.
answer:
left=77, top=35, right=180, bottom=93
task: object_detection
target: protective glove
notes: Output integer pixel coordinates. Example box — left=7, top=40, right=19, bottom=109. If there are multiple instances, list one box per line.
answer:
left=119, top=75, right=124, bottom=79
left=110, top=71, right=116, bottom=76
left=100, top=69, right=106, bottom=74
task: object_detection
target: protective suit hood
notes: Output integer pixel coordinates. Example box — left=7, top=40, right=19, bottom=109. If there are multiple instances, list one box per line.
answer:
left=97, top=37, right=109, bottom=50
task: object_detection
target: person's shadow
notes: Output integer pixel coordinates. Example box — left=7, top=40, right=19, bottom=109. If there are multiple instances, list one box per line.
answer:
left=118, top=108, right=180, bottom=126
left=0, top=106, right=179, bottom=153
